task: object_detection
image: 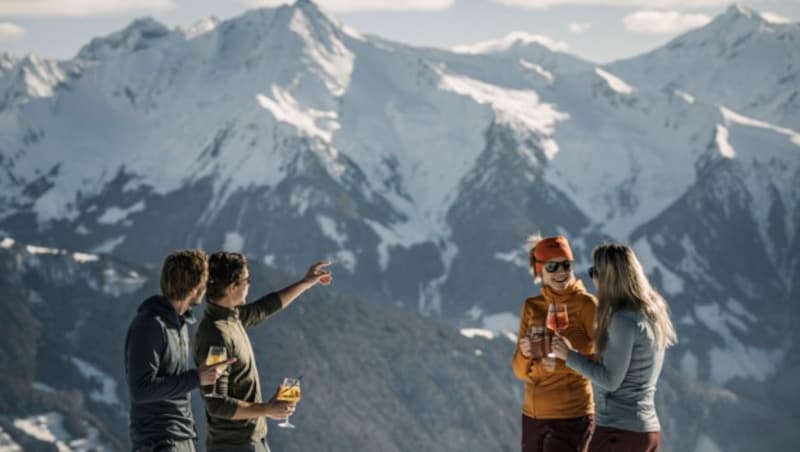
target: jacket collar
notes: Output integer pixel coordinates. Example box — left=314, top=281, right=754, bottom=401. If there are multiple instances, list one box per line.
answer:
left=139, top=295, right=196, bottom=326
left=204, top=301, right=239, bottom=320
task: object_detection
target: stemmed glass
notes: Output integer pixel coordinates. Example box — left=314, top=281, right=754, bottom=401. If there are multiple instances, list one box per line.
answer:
left=204, top=346, right=227, bottom=398
left=545, top=303, right=569, bottom=357
left=276, top=377, right=301, bottom=428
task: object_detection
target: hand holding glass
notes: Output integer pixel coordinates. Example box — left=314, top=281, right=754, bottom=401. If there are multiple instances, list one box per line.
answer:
left=204, top=346, right=227, bottom=398
left=545, top=303, right=569, bottom=357
left=276, top=377, right=301, bottom=428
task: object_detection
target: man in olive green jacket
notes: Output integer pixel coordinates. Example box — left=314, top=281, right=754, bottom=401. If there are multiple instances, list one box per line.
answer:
left=194, top=251, right=331, bottom=452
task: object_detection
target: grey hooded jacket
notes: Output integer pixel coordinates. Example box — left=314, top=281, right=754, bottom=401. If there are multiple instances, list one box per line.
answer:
left=125, top=295, right=200, bottom=448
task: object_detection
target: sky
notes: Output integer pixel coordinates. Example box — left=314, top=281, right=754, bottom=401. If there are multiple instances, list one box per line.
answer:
left=0, top=0, right=798, bottom=64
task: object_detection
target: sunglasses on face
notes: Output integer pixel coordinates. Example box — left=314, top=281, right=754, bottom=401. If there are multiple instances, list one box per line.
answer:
left=543, top=261, right=572, bottom=273
left=588, top=266, right=597, bottom=279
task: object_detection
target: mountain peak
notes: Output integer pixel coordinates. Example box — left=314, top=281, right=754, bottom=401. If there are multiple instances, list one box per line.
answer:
left=77, top=17, right=172, bottom=61
left=725, top=3, right=755, bottom=19
left=452, top=32, right=569, bottom=55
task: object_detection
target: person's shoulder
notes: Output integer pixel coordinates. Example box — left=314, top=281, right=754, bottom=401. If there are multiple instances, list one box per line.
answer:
left=524, top=294, right=545, bottom=306
left=129, top=309, right=166, bottom=331
left=574, top=291, right=597, bottom=307
left=196, top=314, right=231, bottom=337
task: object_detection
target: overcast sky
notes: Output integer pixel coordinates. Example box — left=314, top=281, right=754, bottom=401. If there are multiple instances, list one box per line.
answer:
left=0, top=0, right=798, bottom=63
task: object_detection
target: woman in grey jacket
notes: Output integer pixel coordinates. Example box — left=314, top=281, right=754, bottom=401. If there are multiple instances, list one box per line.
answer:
left=552, top=244, right=677, bottom=452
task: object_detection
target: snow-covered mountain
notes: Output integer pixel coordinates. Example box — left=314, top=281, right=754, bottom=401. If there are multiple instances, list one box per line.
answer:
left=0, top=1, right=797, bottom=450
left=610, top=4, right=800, bottom=130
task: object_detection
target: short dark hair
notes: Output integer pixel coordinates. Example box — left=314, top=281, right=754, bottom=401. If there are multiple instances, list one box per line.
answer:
left=160, top=249, right=208, bottom=301
left=206, top=252, right=248, bottom=302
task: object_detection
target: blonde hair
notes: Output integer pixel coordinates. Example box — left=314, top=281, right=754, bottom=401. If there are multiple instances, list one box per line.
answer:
left=526, top=233, right=543, bottom=282
left=593, top=243, right=677, bottom=352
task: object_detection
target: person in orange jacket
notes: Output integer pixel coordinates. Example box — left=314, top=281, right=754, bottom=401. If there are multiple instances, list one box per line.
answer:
left=512, top=235, right=598, bottom=452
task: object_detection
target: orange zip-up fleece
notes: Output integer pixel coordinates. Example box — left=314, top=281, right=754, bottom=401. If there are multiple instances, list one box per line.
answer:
left=512, top=280, right=597, bottom=419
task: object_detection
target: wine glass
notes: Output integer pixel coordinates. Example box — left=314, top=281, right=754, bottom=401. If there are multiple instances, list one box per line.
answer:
left=204, top=345, right=227, bottom=398
left=276, top=377, right=301, bottom=428
left=545, top=303, right=569, bottom=357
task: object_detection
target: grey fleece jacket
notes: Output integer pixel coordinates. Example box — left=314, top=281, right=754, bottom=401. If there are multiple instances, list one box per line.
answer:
left=125, top=295, right=201, bottom=448
left=566, top=309, right=664, bottom=433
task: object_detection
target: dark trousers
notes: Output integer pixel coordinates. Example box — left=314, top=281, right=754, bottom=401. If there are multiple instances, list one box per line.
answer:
left=588, top=426, right=660, bottom=452
left=522, top=414, right=595, bottom=452
left=208, top=438, right=271, bottom=452
left=133, top=438, right=196, bottom=452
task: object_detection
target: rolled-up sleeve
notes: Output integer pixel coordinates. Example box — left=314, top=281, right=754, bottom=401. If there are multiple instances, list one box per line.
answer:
left=238, top=292, right=282, bottom=328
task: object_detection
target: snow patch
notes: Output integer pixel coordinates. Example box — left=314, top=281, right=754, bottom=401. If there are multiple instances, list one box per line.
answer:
left=12, top=412, right=104, bottom=452
left=91, top=236, right=125, bottom=254
left=674, top=89, right=695, bottom=104
left=714, top=125, right=736, bottom=158
left=184, top=16, right=219, bottom=39
left=0, top=426, right=21, bottom=451
left=493, top=248, right=528, bottom=268
left=26, top=245, right=61, bottom=255
left=330, top=249, right=356, bottom=272
left=594, top=68, right=634, bottom=95
left=680, top=352, right=698, bottom=379
left=32, top=381, right=56, bottom=393
left=257, top=87, right=339, bottom=142
left=631, top=237, right=684, bottom=296
left=71, top=357, right=122, bottom=408
left=96, top=201, right=145, bottom=225
left=436, top=68, right=567, bottom=159
left=694, top=303, right=782, bottom=384
left=694, top=434, right=724, bottom=452
left=460, top=328, right=495, bottom=340
left=316, top=214, right=347, bottom=247
left=73, top=252, right=99, bottom=264
left=223, top=232, right=245, bottom=253
left=519, top=59, right=555, bottom=84
left=0, top=237, right=14, bottom=248
left=482, top=311, right=520, bottom=337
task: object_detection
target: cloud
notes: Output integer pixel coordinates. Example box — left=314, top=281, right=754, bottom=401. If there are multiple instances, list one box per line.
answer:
left=0, top=0, right=174, bottom=18
left=495, top=0, right=733, bottom=9
left=623, top=10, right=711, bottom=34
left=245, top=0, right=455, bottom=12
left=568, top=22, right=591, bottom=33
left=0, top=22, right=24, bottom=40
left=761, top=11, right=793, bottom=24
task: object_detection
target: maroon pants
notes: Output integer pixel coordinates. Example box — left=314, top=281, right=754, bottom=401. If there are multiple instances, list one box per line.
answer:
left=522, top=414, right=595, bottom=452
left=588, top=426, right=660, bottom=452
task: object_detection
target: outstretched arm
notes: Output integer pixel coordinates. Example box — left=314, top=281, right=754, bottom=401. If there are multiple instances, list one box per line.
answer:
left=564, top=313, right=636, bottom=391
left=239, top=261, right=332, bottom=327
left=276, top=260, right=332, bottom=307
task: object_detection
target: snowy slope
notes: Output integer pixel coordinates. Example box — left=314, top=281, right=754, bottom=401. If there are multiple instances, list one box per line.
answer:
left=610, top=4, right=800, bottom=130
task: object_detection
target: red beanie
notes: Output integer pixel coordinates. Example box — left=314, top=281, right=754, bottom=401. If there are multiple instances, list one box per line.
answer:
left=531, top=236, right=574, bottom=275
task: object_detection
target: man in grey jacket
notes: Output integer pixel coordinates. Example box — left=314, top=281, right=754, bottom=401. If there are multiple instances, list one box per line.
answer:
left=125, top=249, right=235, bottom=452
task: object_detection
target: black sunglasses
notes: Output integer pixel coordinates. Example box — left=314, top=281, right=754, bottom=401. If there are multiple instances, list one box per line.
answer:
left=588, top=266, right=597, bottom=279
left=543, top=261, right=572, bottom=273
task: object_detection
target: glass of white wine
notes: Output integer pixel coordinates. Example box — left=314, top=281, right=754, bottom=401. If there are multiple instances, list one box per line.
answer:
left=276, top=377, right=301, bottom=428
left=204, top=345, right=227, bottom=398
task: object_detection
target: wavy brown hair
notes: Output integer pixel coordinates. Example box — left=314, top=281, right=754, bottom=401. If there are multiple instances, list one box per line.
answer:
left=160, top=249, right=208, bottom=301
left=593, top=243, right=677, bottom=353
